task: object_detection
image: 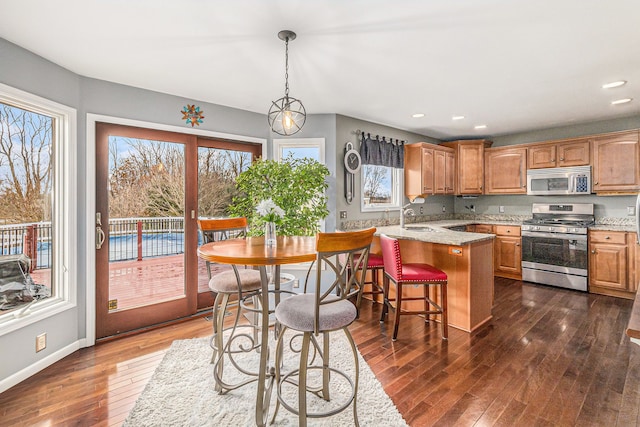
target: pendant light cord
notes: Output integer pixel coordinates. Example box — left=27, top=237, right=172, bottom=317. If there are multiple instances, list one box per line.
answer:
left=284, top=37, right=290, bottom=99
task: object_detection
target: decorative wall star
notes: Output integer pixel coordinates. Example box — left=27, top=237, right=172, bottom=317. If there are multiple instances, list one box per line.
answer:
left=181, top=104, right=204, bottom=127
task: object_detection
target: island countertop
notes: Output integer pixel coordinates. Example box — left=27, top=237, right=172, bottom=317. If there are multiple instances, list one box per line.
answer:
left=375, top=222, right=495, bottom=246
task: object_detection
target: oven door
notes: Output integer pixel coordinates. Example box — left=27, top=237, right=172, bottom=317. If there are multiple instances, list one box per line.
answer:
left=521, top=231, right=588, bottom=275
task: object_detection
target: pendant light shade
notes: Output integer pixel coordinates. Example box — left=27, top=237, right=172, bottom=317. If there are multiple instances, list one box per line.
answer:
left=268, top=30, right=306, bottom=136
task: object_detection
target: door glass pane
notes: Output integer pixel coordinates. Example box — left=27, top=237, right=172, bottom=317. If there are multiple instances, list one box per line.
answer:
left=108, top=136, right=185, bottom=311
left=197, top=147, right=251, bottom=293
left=0, top=103, right=53, bottom=314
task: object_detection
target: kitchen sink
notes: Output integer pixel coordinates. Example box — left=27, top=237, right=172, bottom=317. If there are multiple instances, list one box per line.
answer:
left=404, top=226, right=442, bottom=232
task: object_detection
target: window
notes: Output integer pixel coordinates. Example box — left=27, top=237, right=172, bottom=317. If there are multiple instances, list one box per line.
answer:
left=0, top=83, right=76, bottom=335
left=361, top=165, right=402, bottom=212
left=273, top=138, right=324, bottom=163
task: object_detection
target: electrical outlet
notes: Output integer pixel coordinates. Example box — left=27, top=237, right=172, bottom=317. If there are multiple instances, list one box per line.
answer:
left=292, top=279, right=299, bottom=289
left=36, top=333, right=46, bottom=352
left=339, top=211, right=347, bottom=219
left=499, top=206, right=505, bottom=213
left=470, top=205, right=475, bottom=213
left=628, top=206, right=636, bottom=216
left=442, top=205, right=446, bottom=212
left=420, top=206, right=424, bottom=214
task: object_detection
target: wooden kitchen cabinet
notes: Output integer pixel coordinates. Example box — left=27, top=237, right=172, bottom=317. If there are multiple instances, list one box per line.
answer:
left=434, top=146, right=456, bottom=194
left=493, top=225, right=522, bottom=280
left=466, top=224, right=493, bottom=234
left=405, top=142, right=455, bottom=198
left=527, top=138, right=590, bottom=169
left=441, top=139, right=492, bottom=195
left=404, top=143, right=432, bottom=199
left=589, top=230, right=637, bottom=299
left=484, top=146, right=527, bottom=194
left=591, top=130, right=640, bottom=193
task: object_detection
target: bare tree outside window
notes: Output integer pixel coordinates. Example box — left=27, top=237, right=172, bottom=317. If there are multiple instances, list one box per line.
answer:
left=363, top=165, right=392, bottom=205
left=0, top=102, right=53, bottom=312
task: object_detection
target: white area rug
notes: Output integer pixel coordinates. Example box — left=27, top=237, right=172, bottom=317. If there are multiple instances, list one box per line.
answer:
left=123, top=331, right=408, bottom=426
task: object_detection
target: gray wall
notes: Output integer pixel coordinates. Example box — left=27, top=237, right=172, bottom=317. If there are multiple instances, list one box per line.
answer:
left=0, top=38, right=338, bottom=386
left=334, top=114, right=451, bottom=225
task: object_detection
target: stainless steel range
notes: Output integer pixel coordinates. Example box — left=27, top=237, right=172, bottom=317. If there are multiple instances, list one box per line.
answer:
left=521, top=203, right=594, bottom=292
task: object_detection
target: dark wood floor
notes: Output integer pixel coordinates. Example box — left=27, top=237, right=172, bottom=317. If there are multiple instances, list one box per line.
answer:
left=1, top=278, right=639, bottom=426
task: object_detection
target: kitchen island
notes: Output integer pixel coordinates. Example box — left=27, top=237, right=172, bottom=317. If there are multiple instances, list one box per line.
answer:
left=373, top=224, right=495, bottom=333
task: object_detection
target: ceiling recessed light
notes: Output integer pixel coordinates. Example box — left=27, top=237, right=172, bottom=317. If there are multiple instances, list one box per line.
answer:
left=602, top=80, right=627, bottom=89
left=611, top=98, right=633, bottom=105
left=412, top=113, right=425, bottom=118
left=452, top=115, right=465, bottom=120
left=474, top=124, right=487, bottom=130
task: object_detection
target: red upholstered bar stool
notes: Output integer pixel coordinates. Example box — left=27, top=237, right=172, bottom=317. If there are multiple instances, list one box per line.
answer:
left=378, top=234, right=448, bottom=341
left=354, top=253, right=385, bottom=314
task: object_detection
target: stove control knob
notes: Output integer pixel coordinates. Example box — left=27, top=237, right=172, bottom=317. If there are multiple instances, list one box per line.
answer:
left=548, top=226, right=554, bottom=232
left=533, top=226, right=540, bottom=231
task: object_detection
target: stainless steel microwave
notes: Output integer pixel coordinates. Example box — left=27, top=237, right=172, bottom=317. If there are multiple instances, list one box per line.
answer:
left=526, top=166, right=591, bottom=195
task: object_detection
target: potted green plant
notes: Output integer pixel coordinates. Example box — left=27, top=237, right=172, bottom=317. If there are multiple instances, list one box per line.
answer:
left=228, top=154, right=330, bottom=237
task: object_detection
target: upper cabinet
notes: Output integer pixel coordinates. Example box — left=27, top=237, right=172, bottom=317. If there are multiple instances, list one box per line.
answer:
left=527, top=138, right=590, bottom=169
left=404, top=143, right=429, bottom=200
left=484, top=146, right=527, bottom=194
left=434, top=147, right=455, bottom=195
left=405, top=142, right=455, bottom=199
left=441, top=140, right=492, bottom=195
left=591, top=130, right=640, bottom=194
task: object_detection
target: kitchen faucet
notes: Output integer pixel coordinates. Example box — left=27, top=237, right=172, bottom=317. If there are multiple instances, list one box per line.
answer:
left=400, top=203, right=415, bottom=228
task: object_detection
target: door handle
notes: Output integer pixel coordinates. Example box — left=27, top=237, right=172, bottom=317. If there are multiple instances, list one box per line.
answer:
left=96, top=225, right=106, bottom=250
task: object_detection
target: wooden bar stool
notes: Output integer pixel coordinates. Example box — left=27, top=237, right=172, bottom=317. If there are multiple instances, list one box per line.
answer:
left=198, top=217, right=263, bottom=393
left=379, top=233, right=448, bottom=341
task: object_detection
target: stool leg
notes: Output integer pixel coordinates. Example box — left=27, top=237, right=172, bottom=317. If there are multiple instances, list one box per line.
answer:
left=392, top=284, right=402, bottom=341
left=423, top=284, right=429, bottom=323
left=441, top=282, right=448, bottom=340
left=380, top=275, right=390, bottom=323
left=213, top=293, right=231, bottom=392
left=298, top=332, right=311, bottom=427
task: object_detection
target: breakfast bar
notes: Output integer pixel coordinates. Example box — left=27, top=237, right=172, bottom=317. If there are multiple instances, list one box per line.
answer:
left=373, top=224, right=495, bottom=332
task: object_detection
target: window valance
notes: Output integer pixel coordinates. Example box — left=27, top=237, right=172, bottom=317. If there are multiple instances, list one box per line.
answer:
left=359, top=133, right=404, bottom=168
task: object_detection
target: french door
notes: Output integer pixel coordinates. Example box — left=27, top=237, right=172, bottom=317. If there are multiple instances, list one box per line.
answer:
left=95, top=122, right=261, bottom=339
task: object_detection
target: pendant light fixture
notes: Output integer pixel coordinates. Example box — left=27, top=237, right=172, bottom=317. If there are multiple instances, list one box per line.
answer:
left=268, top=30, right=306, bottom=136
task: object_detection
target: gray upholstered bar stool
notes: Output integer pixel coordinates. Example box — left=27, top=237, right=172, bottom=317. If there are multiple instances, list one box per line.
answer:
left=198, top=218, right=263, bottom=393
left=272, top=228, right=376, bottom=427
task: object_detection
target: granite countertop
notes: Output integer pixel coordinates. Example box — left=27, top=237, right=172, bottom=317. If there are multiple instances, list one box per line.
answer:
left=374, top=223, right=495, bottom=246
left=590, top=224, right=637, bottom=232
left=344, top=214, right=637, bottom=238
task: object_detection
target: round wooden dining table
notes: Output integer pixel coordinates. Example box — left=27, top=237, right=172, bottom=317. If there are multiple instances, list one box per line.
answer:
left=197, top=235, right=317, bottom=427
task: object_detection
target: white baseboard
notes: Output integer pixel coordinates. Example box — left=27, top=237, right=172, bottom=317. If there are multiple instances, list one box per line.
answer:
left=0, top=340, right=82, bottom=394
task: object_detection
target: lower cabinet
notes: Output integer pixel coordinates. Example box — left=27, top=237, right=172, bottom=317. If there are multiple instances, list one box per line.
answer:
left=493, top=225, right=522, bottom=280
left=589, top=230, right=638, bottom=299
left=465, top=224, right=522, bottom=280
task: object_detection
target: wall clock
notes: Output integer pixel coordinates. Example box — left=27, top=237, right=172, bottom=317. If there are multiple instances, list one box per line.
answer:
left=344, top=142, right=361, bottom=174
left=344, top=142, right=361, bottom=204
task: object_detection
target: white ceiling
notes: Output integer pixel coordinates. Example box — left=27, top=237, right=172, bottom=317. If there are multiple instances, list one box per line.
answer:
left=1, top=0, right=639, bottom=139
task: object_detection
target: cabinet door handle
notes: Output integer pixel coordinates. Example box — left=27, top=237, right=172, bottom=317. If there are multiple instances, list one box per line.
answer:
left=605, top=236, right=610, bottom=239
left=594, top=181, right=599, bottom=185
left=559, top=157, right=564, bottom=161
left=591, top=249, right=596, bottom=254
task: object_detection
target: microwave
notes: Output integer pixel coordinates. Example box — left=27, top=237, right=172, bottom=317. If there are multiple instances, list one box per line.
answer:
left=527, top=166, right=591, bottom=195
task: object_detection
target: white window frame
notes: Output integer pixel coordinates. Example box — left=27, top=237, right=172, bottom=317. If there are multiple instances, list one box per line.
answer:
left=360, top=165, right=402, bottom=212
left=0, top=83, right=77, bottom=336
left=273, top=137, right=325, bottom=163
